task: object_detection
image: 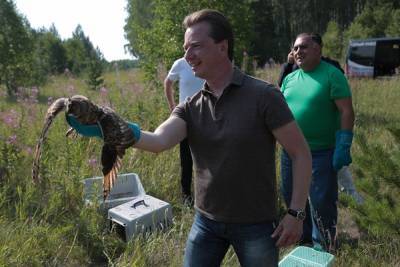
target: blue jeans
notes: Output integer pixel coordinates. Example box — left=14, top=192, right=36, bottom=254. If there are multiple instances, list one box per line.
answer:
left=280, top=149, right=338, bottom=251
left=183, top=212, right=278, bottom=267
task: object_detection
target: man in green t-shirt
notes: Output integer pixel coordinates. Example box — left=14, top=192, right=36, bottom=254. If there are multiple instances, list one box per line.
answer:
left=280, top=32, right=355, bottom=251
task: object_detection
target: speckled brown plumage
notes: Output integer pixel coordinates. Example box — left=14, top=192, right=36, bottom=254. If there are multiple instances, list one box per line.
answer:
left=32, top=95, right=137, bottom=200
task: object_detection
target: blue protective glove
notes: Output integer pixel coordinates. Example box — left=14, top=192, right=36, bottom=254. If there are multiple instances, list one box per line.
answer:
left=333, top=130, right=353, bottom=171
left=65, top=115, right=141, bottom=141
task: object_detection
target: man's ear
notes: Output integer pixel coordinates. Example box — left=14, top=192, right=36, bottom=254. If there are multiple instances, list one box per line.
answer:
left=313, top=42, right=322, bottom=53
left=219, top=39, right=229, bottom=55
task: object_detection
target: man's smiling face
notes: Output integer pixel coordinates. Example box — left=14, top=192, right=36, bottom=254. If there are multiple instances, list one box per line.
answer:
left=293, top=36, right=321, bottom=71
left=183, top=21, right=228, bottom=80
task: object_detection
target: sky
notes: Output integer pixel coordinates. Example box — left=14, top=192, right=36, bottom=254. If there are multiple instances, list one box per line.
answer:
left=14, top=0, right=133, bottom=62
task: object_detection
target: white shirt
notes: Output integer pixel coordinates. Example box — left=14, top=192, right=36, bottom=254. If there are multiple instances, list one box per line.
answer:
left=167, top=58, right=205, bottom=103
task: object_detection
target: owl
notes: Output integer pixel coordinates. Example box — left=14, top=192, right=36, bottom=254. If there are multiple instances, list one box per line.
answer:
left=32, top=95, right=137, bottom=200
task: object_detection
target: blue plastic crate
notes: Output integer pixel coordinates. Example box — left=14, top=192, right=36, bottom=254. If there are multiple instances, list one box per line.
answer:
left=279, top=246, right=335, bottom=267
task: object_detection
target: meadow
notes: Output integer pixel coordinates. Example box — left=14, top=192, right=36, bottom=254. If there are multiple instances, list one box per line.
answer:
left=0, top=66, right=399, bottom=266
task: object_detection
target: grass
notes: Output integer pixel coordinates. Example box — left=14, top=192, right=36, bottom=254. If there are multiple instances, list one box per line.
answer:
left=0, top=67, right=399, bottom=266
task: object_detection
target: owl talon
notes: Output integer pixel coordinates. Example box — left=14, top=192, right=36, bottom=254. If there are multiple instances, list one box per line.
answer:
left=65, top=127, right=76, bottom=138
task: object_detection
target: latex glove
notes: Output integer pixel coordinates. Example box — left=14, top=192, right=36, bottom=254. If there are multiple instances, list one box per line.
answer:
left=65, top=115, right=141, bottom=141
left=333, top=130, right=353, bottom=171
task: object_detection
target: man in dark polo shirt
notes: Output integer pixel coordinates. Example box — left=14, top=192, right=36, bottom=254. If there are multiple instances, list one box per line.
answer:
left=68, top=9, right=312, bottom=267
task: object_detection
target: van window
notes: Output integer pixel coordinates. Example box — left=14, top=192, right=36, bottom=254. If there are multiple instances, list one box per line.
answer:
left=348, top=45, right=375, bottom=66
left=375, top=42, right=400, bottom=65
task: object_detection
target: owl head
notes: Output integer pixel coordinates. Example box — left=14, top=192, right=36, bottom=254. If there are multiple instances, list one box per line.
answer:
left=66, top=95, right=91, bottom=117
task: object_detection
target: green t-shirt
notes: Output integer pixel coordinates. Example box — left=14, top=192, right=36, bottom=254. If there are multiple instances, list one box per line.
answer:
left=281, top=61, right=351, bottom=150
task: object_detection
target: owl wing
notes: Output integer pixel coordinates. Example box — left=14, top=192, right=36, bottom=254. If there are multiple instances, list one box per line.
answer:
left=98, top=107, right=137, bottom=200
left=32, top=98, right=68, bottom=183
left=101, top=144, right=123, bottom=200
left=100, top=107, right=137, bottom=147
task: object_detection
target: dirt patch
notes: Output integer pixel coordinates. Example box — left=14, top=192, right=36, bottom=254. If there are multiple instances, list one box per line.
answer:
left=337, top=207, right=361, bottom=248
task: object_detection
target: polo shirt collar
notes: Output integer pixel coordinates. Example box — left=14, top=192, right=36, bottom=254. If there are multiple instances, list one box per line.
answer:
left=231, top=67, right=245, bottom=86
left=201, top=67, right=245, bottom=95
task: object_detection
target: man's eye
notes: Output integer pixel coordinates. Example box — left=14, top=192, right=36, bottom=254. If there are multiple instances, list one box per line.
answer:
left=293, top=45, right=307, bottom=52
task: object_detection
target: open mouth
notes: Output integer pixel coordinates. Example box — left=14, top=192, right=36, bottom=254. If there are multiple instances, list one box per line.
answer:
left=189, top=62, right=200, bottom=71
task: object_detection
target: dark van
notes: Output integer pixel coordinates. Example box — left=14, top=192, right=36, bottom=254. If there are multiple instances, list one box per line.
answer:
left=345, top=37, right=400, bottom=78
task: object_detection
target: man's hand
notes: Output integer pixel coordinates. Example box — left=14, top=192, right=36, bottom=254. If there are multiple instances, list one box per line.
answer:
left=66, top=115, right=141, bottom=140
left=287, top=51, right=295, bottom=64
left=271, top=214, right=303, bottom=247
left=66, top=115, right=103, bottom=138
left=333, top=130, right=353, bottom=171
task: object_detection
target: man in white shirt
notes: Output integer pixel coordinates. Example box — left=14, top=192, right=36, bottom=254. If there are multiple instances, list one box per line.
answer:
left=164, top=57, right=204, bottom=204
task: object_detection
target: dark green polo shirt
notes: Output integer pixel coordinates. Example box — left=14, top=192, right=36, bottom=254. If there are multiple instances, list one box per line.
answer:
left=172, top=68, right=294, bottom=223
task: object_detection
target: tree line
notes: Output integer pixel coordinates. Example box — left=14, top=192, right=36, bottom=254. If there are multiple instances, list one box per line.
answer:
left=2, top=0, right=400, bottom=93
left=0, top=0, right=137, bottom=96
left=124, top=0, right=400, bottom=78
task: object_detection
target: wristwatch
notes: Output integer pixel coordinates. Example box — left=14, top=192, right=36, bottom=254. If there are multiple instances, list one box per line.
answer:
left=287, top=208, right=306, bottom=221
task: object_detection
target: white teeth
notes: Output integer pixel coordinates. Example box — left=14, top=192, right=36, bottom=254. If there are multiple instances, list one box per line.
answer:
left=189, top=62, right=199, bottom=68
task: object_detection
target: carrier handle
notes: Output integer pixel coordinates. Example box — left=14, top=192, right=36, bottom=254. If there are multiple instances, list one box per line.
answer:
left=132, top=199, right=148, bottom=208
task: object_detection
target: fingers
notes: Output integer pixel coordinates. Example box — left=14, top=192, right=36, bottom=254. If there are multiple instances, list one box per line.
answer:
left=287, top=51, right=295, bottom=64
left=271, top=223, right=282, bottom=239
left=275, top=229, right=300, bottom=247
left=272, top=216, right=303, bottom=248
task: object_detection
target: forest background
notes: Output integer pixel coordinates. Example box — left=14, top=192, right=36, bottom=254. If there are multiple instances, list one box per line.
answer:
left=0, top=0, right=400, bottom=266
left=1, top=0, right=400, bottom=94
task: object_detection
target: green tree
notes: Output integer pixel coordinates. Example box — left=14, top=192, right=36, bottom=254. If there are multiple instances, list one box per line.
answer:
left=386, top=9, right=400, bottom=37
left=0, top=0, right=34, bottom=95
left=123, top=0, right=397, bottom=71
left=248, top=0, right=275, bottom=67
left=322, top=21, right=343, bottom=60
left=63, top=25, right=104, bottom=76
left=344, top=4, right=393, bottom=40
left=124, top=0, right=154, bottom=59
left=29, top=25, right=68, bottom=87
left=86, top=50, right=104, bottom=90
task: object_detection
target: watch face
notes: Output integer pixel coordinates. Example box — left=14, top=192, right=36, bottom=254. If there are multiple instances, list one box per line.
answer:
left=297, top=210, right=306, bottom=220
left=288, top=209, right=306, bottom=220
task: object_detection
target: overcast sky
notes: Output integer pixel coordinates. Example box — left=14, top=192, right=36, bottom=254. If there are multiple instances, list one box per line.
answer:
left=14, top=0, right=133, bottom=61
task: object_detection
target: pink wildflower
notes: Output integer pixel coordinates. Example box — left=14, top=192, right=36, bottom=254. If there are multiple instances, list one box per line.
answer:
left=6, top=135, right=17, bottom=145
left=66, top=85, right=76, bottom=94
left=29, top=87, right=39, bottom=103
left=0, top=109, right=19, bottom=128
left=100, top=86, right=108, bottom=95
left=88, top=158, right=98, bottom=168
left=0, top=90, right=6, bottom=98
left=25, top=146, right=33, bottom=155
left=47, top=97, right=54, bottom=106
left=15, top=87, right=24, bottom=103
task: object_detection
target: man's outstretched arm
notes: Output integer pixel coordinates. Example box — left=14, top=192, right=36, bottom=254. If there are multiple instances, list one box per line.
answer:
left=135, top=116, right=186, bottom=153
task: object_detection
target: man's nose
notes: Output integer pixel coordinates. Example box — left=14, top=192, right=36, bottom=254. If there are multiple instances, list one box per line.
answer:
left=294, top=48, right=302, bottom=56
left=184, top=47, right=194, bottom=61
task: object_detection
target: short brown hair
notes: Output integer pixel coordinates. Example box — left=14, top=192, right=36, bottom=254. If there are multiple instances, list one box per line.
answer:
left=183, top=9, right=234, bottom=61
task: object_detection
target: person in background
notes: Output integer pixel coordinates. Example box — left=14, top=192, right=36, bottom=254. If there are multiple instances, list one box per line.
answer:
left=68, top=9, right=312, bottom=266
left=280, top=32, right=355, bottom=252
left=278, top=35, right=363, bottom=205
left=164, top=57, right=204, bottom=205
left=277, top=36, right=344, bottom=88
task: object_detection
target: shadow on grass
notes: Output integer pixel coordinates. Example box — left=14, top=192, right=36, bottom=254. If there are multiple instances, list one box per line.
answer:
left=337, top=231, right=360, bottom=250
left=356, top=112, right=392, bottom=128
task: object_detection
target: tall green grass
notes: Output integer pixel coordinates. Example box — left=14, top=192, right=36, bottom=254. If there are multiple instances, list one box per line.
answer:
left=0, top=68, right=399, bottom=266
